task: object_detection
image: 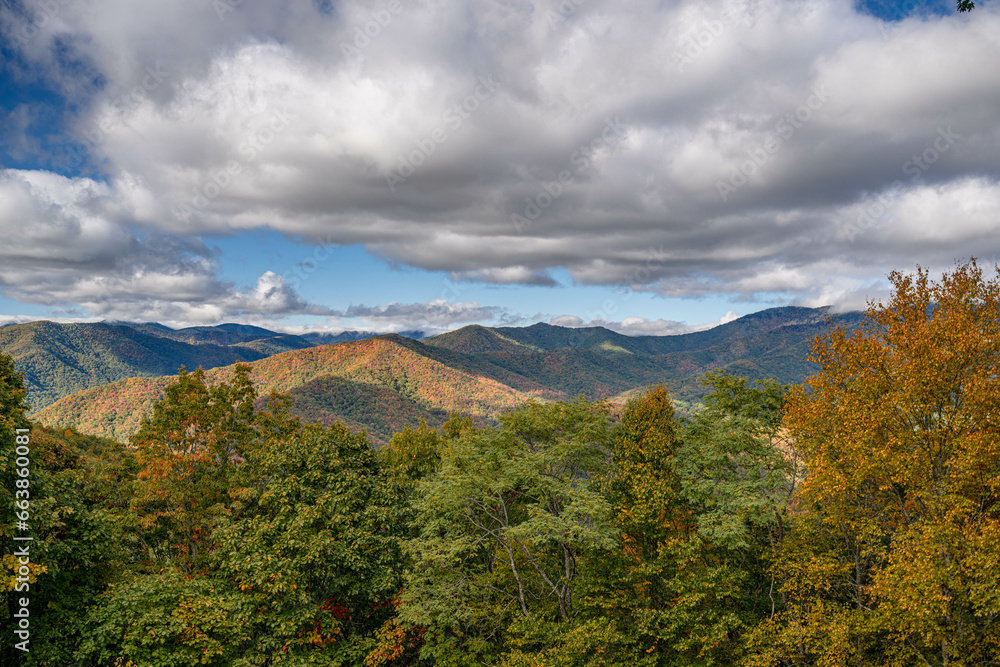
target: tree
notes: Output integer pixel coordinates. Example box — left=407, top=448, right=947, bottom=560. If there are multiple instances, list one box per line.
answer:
left=1, top=353, right=121, bottom=666
left=379, top=414, right=478, bottom=494
left=0, top=351, right=29, bottom=433
left=79, top=567, right=250, bottom=667
left=126, top=364, right=297, bottom=570
left=372, top=415, right=476, bottom=666
left=0, top=353, right=30, bottom=535
left=401, top=398, right=617, bottom=664
left=0, top=350, right=30, bottom=555
left=596, top=377, right=792, bottom=666
left=1, top=352, right=32, bottom=666
left=80, top=366, right=411, bottom=666
left=750, top=260, right=1000, bottom=665
left=212, top=422, right=408, bottom=664
left=78, top=365, right=304, bottom=666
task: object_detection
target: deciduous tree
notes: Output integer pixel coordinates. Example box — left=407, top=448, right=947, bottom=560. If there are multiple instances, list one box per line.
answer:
left=749, top=260, right=1000, bottom=666
left=598, top=376, right=792, bottom=666
left=213, top=423, right=408, bottom=664
left=401, top=398, right=616, bottom=664
left=127, top=364, right=297, bottom=570
left=1, top=353, right=122, bottom=665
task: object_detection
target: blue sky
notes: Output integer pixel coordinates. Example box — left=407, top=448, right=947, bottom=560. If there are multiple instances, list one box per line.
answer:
left=1, top=0, right=996, bottom=335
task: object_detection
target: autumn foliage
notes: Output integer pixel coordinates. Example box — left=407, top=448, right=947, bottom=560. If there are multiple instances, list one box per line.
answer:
left=2, top=261, right=999, bottom=665
left=751, top=260, right=1000, bottom=665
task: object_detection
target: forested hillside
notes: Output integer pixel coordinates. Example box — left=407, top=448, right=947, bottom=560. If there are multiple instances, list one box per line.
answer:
left=0, top=321, right=272, bottom=410
left=27, top=307, right=862, bottom=445
left=35, top=336, right=540, bottom=445
left=0, top=321, right=426, bottom=414
left=3, top=262, right=998, bottom=666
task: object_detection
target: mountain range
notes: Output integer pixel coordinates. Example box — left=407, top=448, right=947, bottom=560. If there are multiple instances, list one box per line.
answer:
left=0, top=320, right=423, bottom=410
left=1, top=306, right=865, bottom=446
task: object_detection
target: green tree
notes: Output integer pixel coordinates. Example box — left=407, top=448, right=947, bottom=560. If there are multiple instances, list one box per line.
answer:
left=0, top=351, right=29, bottom=432
left=380, top=419, right=447, bottom=488
left=1, top=350, right=122, bottom=665
left=1, top=353, right=33, bottom=667
left=372, top=414, right=476, bottom=666
left=78, top=364, right=298, bottom=666
left=213, top=423, right=408, bottom=664
left=594, top=376, right=792, bottom=666
left=748, top=260, right=1000, bottom=666
left=79, top=568, right=250, bottom=667
left=401, top=398, right=617, bottom=665
left=80, top=366, right=411, bottom=666
left=0, top=352, right=30, bottom=564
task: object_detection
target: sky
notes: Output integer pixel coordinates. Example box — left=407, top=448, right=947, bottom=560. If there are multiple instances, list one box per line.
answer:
left=0, top=0, right=997, bottom=336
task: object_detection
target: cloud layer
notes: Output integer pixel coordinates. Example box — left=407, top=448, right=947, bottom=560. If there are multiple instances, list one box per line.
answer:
left=2, top=0, right=998, bottom=325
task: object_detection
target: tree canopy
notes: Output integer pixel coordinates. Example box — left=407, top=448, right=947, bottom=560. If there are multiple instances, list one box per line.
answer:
left=749, top=260, right=1000, bottom=665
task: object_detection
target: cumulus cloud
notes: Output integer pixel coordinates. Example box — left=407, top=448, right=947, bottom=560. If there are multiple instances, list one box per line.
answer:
left=262, top=299, right=519, bottom=337
left=551, top=310, right=745, bottom=337
left=0, top=169, right=329, bottom=324
left=230, top=271, right=332, bottom=316
left=334, top=299, right=510, bottom=332
left=1, top=0, right=999, bottom=323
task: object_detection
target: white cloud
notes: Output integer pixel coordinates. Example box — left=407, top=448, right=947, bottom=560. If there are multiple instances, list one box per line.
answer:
left=1, top=0, right=999, bottom=321
left=548, top=310, right=746, bottom=337
left=0, top=169, right=329, bottom=323
left=230, top=271, right=332, bottom=316
left=243, top=299, right=517, bottom=337
left=340, top=299, right=505, bottom=328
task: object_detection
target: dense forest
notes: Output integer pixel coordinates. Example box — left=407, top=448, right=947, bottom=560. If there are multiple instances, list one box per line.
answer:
left=2, top=261, right=999, bottom=666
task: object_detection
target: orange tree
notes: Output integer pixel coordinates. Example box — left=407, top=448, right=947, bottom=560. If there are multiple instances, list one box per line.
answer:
left=746, top=260, right=1000, bottom=666
left=124, top=364, right=298, bottom=570
left=78, top=364, right=299, bottom=666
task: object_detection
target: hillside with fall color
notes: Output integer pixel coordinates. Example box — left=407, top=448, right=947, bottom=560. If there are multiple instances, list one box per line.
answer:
left=9, top=264, right=1000, bottom=667
left=0, top=320, right=423, bottom=413
left=35, top=335, right=540, bottom=444
left=31, top=307, right=864, bottom=445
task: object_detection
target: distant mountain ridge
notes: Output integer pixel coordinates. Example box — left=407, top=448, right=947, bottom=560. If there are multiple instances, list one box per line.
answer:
left=36, top=335, right=539, bottom=444
left=0, top=320, right=424, bottom=411
left=27, top=306, right=866, bottom=446
left=0, top=320, right=269, bottom=410
left=425, top=306, right=853, bottom=356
